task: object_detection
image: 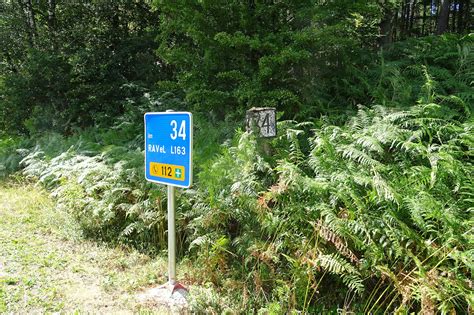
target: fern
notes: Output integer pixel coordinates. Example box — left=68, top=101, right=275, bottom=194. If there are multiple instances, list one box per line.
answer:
left=3, top=34, right=471, bottom=313
left=316, top=253, right=364, bottom=294
left=339, top=144, right=383, bottom=168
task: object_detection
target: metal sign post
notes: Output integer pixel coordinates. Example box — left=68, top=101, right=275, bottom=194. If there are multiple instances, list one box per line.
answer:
left=167, top=185, right=176, bottom=284
left=144, top=111, right=192, bottom=293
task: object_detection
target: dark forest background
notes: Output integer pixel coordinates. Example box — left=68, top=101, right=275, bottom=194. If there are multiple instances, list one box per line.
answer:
left=0, top=0, right=471, bottom=134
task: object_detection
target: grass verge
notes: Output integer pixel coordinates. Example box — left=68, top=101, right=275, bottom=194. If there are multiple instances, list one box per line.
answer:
left=0, top=182, right=172, bottom=313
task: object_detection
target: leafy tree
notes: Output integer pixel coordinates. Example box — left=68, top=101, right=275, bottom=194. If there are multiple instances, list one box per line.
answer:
left=156, top=0, right=381, bottom=119
left=0, top=0, right=165, bottom=134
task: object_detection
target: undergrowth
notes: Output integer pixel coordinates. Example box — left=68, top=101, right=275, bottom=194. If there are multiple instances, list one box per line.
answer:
left=186, top=100, right=473, bottom=312
left=0, top=35, right=472, bottom=313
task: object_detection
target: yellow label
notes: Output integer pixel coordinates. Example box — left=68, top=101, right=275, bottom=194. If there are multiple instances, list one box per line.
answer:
left=150, top=162, right=185, bottom=181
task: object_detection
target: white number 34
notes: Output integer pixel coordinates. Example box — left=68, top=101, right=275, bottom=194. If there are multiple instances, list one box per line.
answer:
left=170, top=120, right=186, bottom=140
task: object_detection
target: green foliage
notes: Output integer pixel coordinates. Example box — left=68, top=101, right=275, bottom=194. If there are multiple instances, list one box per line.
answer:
left=0, top=137, right=30, bottom=178
left=2, top=33, right=471, bottom=312
left=186, top=99, right=472, bottom=312
left=0, top=2, right=472, bottom=313
left=13, top=92, right=239, bottom=254
left=0, top=0, right=164, bottom=135
left=175, top=45, right=472, bottom=311
left=1, top=51, right=72, bottom=134
left=156, top=0, right=381, bottom=119
left=20, top=135, right=164, bottom=250
left=369, top=34, right=474, bottom=108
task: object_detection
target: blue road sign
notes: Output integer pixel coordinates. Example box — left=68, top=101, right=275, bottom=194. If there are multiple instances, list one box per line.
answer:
left=144, top=112, right=192, bottom=188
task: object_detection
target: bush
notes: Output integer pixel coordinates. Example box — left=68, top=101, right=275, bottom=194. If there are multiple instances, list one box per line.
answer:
left=4, top=35, right=472, bottom=313
left=187, top=99, right=472, bottom=313
left=0, top=136, right=31, bottom=178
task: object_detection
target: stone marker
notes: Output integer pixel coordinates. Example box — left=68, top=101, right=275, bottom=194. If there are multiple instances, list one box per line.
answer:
left=246, top=107, right=276, bottom=138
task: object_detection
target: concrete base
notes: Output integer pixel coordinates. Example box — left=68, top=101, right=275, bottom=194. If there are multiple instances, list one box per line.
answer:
left=137, top=282, right=188, bottom=313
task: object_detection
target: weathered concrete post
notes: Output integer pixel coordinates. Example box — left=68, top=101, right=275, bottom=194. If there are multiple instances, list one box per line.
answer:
left=246, top=107, right=277, bottom=155
left=245, top=107, right=277, bottom=138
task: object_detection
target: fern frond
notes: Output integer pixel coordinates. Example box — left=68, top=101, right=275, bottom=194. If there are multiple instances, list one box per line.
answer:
left=349, top=106, right=372, bottom=131
left=355, top=135, right=384, bottom=154
left=317, top=253, right=364, bottom=294
left=339, top=145, right=383, bottom=168
left=372, top=171, right=399, bottom=204
left=286, top=129, right=305, bottom=166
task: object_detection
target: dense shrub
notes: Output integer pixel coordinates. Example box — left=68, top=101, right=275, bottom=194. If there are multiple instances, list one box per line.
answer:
left=16, top=99, right=473, bottom=313
left=0, top=137, right=30, bottom=178
left=368, top=34, right=474, bottom=107
left=187, top=99, right=473, bottom=312
left=0, top=1, right=164, bottom=135
left=1, top=34, right=472, bottom=313
left=156, top=1, right=381, bottom=119
left=14, top=93, right=237, bottom=253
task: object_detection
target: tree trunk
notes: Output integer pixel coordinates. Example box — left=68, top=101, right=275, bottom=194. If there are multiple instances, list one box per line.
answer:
left=422, top=0, right=427, bottom=35
left=47, top=0, right=56, bottom=31
left=400, top=0, right=406, bottom=36
left=24, top=0, right=37, bottom=43
left=433, top=0, right=440, bottom=34
left=457, top=0, right=464, bottom=32
left=451, top=3, right=456, bottom=32
left=404, top=0, right=411, bottom=36
left=18, top=0, right=38, bottom=47
left=380, top=8, right=394, bottom=46
left=436, top=0, right=450, bottom=34
left=393, top=6, right=399, bottom=41
left=409, top=0, right=418, bottom=35
left=462, top=0, right=471, bottom=33
left=466, top=0, right=471, bottom=32
left=17, top=0, right=34, bottom=47
left=48, top=0, right=57, bottom=49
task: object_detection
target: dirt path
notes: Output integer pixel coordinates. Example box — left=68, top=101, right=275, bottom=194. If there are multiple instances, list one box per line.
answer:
left=0, top=184, right=171, bottom=313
